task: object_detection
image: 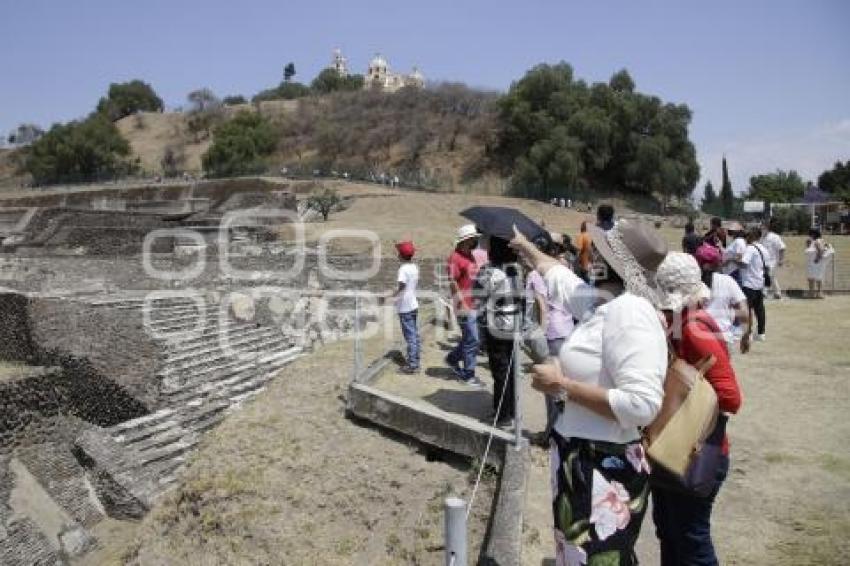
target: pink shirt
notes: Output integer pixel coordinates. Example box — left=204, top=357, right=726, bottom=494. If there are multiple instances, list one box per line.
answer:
left=527, top=270, right=574, bottom=340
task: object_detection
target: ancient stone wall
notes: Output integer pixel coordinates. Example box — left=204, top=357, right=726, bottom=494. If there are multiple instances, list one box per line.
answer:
left=17, top=296, right=162, bottom=409
left=0, top=293, right=35, bottom=362
left=0, top=177, right=294, bottom=210
left=0, top=253, right=443, bottom=295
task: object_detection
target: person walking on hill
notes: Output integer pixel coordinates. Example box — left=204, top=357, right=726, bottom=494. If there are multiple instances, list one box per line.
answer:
left=393, top=241, right=420, bottom=374
left=654, top=252, right=743, bottom=565
left=760, top=219, right=786, bottom=299
left=740, top=227, right=769, bottom=342
left=446, top=225, right=484, bottom=385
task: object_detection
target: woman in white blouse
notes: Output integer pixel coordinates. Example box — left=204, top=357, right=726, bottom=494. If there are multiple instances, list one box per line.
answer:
left=512, top=219, right=668, bottom=566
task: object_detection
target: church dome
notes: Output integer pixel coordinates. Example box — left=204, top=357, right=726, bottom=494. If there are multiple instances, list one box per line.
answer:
left=369, top=54, right=388, bottom=70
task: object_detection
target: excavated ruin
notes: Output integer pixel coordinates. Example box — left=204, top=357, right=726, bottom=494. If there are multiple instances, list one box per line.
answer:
left=0, top=178, right=436, bottom=563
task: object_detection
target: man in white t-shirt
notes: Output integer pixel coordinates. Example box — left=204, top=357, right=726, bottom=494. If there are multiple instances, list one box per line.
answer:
left=739, top=228, right=769, bottom=342
left=393, top=241, right=420, bottom=374
left=760, top=219, right=786, bottom=299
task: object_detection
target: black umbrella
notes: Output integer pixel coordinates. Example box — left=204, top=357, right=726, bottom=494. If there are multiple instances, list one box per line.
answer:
left=460, top=206, right=547, bottom=242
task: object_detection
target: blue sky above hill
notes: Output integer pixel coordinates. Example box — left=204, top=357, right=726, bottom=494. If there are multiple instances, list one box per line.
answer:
left=2, top=0, right=848, bottom=195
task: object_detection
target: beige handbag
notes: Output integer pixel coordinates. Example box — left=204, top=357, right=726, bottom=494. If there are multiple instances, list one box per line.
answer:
left=644, top=355, right=719, bottom=479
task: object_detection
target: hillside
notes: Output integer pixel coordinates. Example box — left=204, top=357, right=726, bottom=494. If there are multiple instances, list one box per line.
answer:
left=112, top=87, right=498, bottom=192
left=115, top=99, right=300, bottom=175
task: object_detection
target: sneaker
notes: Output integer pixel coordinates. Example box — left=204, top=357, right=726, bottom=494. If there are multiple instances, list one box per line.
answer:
left=444, top=355, right=463, bottom=378
left=458, top=376, right=485, bottom=389
left=754, top=334, right=766, bottom=342
left=397, top=365, right=420, bottom=375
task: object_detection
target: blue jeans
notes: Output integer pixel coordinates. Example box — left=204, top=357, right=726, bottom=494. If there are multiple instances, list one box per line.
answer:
left=652, top=455, right=730, bottom=566
left=398, top=310, right=420, bottom=369
left=447, top=312, right=479, bottom=379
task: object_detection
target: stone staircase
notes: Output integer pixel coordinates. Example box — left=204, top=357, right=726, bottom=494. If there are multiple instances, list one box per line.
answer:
left=74, top=293, right=302, bottom=512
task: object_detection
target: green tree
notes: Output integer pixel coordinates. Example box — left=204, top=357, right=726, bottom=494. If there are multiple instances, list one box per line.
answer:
left=96, top=80, right=163, bottom=121
left=252, top=81, right=311, bottom=102
left=701, top=180, right=717, bottom=211
left=222, top=95, right=247, bottom=106
left=284, top=62, right=296, bottom=83
left=25, top=115, right=134, bottom=185
left=609, top=69, right=635, bottom=93
left=720, top=156, right=734, bottom=217
left=202, top=111, right=277, bottom=178
left=311, top=68, right=365, bottom=94
left=817, top=159, right=850, bottom=203
left=495, top=63, right=699, bottom=204
left=307, top=187, right=342, bottom=221
left=746, top=169, right=805, bottom=203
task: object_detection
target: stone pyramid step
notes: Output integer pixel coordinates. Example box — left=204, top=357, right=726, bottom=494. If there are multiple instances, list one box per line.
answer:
left=163, top=347, right=301, bottom=404
left=164, top=326, right=282, bottom=363
left=158, top=334, right=294, bottom=377
left=161, top=321, right=267, bottom=352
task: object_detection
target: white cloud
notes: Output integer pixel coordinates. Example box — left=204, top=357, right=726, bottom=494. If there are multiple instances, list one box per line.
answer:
left=696, top=118, right=850, bottom=199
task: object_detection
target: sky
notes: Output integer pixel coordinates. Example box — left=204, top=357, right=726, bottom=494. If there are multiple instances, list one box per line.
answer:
left=1, top=0, right=848, bottom=196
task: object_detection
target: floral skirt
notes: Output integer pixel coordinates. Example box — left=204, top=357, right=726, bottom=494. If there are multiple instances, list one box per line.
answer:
left=550, top=431, right=651, bottom=566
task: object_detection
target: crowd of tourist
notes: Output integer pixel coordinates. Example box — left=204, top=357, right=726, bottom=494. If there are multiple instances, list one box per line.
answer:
left=387, top=203, right=836, bottom=565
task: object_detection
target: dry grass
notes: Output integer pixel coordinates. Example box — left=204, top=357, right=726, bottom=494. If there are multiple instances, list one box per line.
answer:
left=115, top=112, right=211, bottom=174
left=79, top=322, right=494, bottom=566
left=307, top=184, right=850, bottom=291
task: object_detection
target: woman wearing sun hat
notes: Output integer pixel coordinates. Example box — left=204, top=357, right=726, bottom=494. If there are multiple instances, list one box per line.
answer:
left=511, top=219, right=668, bottom=565
left=653, top=252, right=743, bottom=565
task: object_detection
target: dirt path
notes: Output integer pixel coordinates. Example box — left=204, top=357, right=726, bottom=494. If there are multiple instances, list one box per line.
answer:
left=523, top=296, right=850, bottom=565
left=77, top=333, right=496, bottom=565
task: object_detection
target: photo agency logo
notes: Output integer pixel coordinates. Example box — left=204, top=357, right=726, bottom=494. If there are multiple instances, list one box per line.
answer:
left=139, top=209, right=448, bottom=358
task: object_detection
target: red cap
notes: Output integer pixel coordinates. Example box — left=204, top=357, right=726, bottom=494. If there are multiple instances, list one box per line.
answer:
left=395, top=241, right=415, bottom=259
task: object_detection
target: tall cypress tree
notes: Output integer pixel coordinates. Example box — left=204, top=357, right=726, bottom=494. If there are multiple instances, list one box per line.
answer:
left=701, top=180, right=717, bottom=212
left=720, top=156, right=734, bottom=217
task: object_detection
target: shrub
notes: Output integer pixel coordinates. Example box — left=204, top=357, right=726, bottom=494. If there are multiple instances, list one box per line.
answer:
left=96, top=80, right=163, bottom=121
left=25, top=114, right=135, bottom=185
left=307, top=187, right=342, bottom=221
left=202, top=111, right=276, bottom=178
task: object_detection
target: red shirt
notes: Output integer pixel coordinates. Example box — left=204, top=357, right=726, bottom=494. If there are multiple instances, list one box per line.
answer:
left=448, top=250, right=478, bottom=312
left=673, top=309, right=743, bottom=454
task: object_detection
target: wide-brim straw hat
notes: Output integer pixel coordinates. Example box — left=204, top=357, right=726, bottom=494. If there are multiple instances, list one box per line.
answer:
left=588, top=219, right=668, bottom=305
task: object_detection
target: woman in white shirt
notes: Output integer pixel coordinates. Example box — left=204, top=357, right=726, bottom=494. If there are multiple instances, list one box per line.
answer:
left=512, top=220, right=668, bottom=566
left=695, top=243, right=750, bottom=354
left=805, top=227, right=834, bottom=299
